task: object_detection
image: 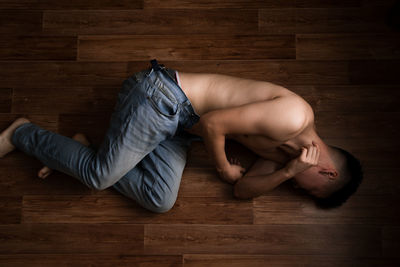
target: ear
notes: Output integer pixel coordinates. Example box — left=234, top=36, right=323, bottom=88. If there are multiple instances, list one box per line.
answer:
left=320, top=168, right=338, bottom=180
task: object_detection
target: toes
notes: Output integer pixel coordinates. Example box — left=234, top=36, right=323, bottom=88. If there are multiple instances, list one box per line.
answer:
left=38, top=167, right=52, bottom=179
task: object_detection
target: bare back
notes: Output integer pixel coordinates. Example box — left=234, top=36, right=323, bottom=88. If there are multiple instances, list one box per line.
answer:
left=179, top=71, right=314, bottom=164
left=179, top=72, right=295, bottom=116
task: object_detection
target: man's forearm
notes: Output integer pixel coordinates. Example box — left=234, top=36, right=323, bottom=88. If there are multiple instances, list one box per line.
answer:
left=234, top=167, right=292, bottom=199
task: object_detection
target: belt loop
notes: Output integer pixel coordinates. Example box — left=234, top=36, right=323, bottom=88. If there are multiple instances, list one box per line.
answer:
left=151, top=59, right=162, bottom=71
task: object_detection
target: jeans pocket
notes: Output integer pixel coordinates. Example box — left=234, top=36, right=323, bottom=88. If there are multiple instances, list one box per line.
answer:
left=148, top=88, right=179, bottom=117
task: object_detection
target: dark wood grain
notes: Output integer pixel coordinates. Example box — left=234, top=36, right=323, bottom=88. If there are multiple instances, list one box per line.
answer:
left=297, top=34, right=400, bottom=60
left=0, top=224, right=144, bottom=254
left=0, top=255, right=182, bottom=267
left=78, top=35, right=295, bottom=61
left=179, top=168, right=233, bottom=198
left=288, top=85, right=400, bottom=112
left=0, top=88, right=12, bottom=113
left=259, top=7, right=392, bottom=34
left=349, top=60, right=400, bottom=84
left=144, top=0, right=360, bottom=9
left=253, top=195, right=400, bottom=225
left=0, top=11, right=42, bottom=34
left=0, top=36, right=77, bottom=60
left=145, top=224, right=381, bottom=255
left=43, top=10, right=258, bottom=35
left=382, top=226, right=400, bottom=258
left=0, top=62, right=129, bottom=88
left=22, top=195, right=253, bottom=224
left=0, top=0, right=142, bottom=9
left=12, top=87, right=118, bottom=114
left=0, top=197, right=21, bottom=224
left=314, top=111, right=400, bottom=139
left=183, top=254, right=399, bottom=267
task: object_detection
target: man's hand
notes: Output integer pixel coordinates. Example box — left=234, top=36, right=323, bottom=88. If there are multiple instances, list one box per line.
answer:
left=217, top=157, right=246, bottom=184
left=284, top=141, right=320, bottom=177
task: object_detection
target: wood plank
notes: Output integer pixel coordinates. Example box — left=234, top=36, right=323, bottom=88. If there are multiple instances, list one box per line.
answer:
left=128, top=60, right=350, bottom=85
left=382, top=226, right=400, bottom=258
left=0, top=62, right=129, bottom=88
left=297, top=34, right=400, bottom=60
left=0, top=11, right=42, bottom=34
left=296, top=0, right=361, bottom=7
left=185, top=141, right=214, bottom=168
left=144, top=224, right=381, bottom=255
left=0, top=0, right=142, bottom=9
left=180, top=168, right=232, bottom=198
left=362, top=0, right=397, bottom=7
left=287, top=85, right=400, bottom=112
left=0, top=224, right=144, bottom=254
left=349, top=60, right=400, bottom=84
left=0, top=255, right=181, bottom=267
left=259, top=7, right=392, bottom=34
left=43, top=10, right=258, bottom=35
left=183, top=254, right=399, bottom=267
left=22, top=195, right=253, bottom=224
left=356, top=168, right=400, bottom=195
left=12, top=87, right=118, bottom=114
left=253, top=195, right=400, bottom=225
left=144, top=0, right=360, bottom=9
left=0, top=36, right=77, bottom=61
left=78, top=35, right=295, bottom=61
left=0, top=159, right=96, bottom=196
left=314, top=111, right=400, bottom=139
left=0, top=197, right=21, bottom=224
left=0, top=88, right=12, bottom=113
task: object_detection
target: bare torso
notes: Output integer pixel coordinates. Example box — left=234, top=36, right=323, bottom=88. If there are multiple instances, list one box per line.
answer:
left=178, top=71, right=315, bottom=164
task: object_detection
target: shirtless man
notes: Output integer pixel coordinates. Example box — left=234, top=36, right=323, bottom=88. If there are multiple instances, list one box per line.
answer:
left=180, top=70, right=363, bottom=207
left=0, top=59, right=363, bottom=212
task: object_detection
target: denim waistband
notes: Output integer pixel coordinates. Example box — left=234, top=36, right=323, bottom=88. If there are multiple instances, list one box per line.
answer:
left=146, top=59, right=200, bottom=130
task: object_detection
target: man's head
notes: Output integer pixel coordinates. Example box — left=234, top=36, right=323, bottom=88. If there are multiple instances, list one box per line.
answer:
left=292, top=144, right=363, bottom=208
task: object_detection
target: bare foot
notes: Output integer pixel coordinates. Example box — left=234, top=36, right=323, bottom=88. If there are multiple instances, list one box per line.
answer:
left=0, top=117, right=31, bottom=158
left=37, top=133, right=91, bottom=179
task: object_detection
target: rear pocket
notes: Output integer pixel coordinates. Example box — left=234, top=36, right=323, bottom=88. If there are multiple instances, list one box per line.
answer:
left=148, top=87, right=179, bottom=117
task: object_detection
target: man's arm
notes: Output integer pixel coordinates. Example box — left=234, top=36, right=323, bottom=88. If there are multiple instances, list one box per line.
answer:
left=234, top=142, right=320, bottom=199
left=199, top=96, right=309, bottom=183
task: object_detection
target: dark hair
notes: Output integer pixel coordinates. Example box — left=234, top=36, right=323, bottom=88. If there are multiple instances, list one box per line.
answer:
left=313, top=146, right=363, bottom=209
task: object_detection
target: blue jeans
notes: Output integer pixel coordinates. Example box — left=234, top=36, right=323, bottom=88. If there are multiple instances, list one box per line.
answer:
left=11, top=59, right=201, bottom=213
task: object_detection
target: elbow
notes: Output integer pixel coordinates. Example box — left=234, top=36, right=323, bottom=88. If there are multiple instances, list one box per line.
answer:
left=200, top=112, right=224, bottom=136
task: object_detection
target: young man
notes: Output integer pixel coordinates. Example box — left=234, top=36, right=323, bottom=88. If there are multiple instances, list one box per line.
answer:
left=0, top=59, right=363, bottom=212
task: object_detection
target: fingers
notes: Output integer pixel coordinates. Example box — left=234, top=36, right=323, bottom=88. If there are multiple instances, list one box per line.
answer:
left=302, top=142, right=320, bottom=165
left=309, top=142, right=319, bottom=165
left=229, top=157, right=242, bottom=166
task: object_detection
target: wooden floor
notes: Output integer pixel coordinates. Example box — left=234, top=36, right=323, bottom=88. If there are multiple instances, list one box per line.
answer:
left=1, top=0, right=400, bottom=266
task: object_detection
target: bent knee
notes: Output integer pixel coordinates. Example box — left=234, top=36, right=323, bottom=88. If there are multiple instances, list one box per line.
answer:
left=88, top=171, right=124, bottom=191
left=90, top=176, right=117, bottom=191
left=148, top=189, right=178, bottom=213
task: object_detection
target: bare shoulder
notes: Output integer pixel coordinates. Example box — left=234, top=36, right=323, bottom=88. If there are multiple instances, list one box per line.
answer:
left=255, top=94, right=312, bottom=139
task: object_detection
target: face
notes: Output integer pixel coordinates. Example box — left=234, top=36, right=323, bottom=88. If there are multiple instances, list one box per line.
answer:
left=292, top=166, right=330, bottom=198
